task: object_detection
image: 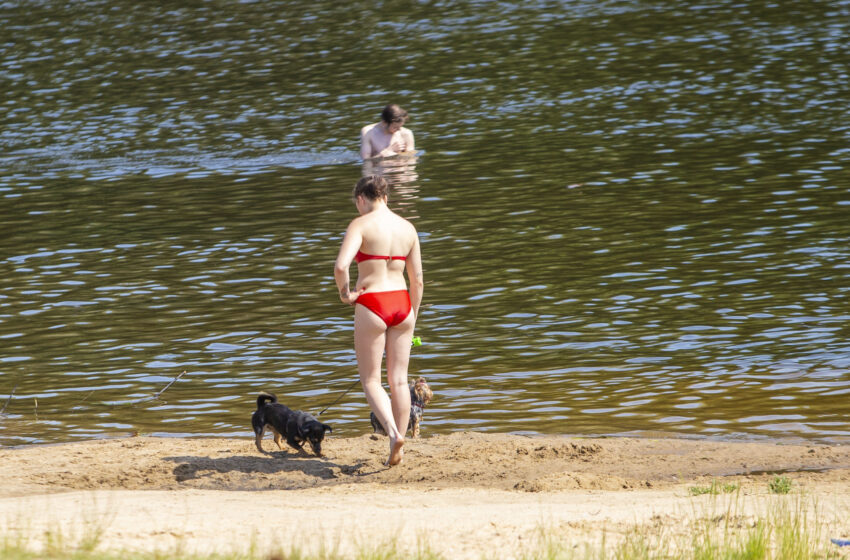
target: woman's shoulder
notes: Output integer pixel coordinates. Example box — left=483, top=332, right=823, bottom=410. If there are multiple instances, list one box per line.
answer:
left=347, top=213, right=369, bottom=232
left=368, top=208, right=414, bottom=232
left=391, top=211, right=418, bottom=234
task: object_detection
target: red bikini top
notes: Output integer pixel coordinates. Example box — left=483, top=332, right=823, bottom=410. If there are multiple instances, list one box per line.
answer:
left=354, top=250, right=407, bottom=263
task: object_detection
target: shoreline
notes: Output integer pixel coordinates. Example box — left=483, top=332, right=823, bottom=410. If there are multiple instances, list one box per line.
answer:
left=4, top=431, right=850, bottom=494
left=1, top=432, right=849, bottom=557
left=5, top=427, right=849, bottom=452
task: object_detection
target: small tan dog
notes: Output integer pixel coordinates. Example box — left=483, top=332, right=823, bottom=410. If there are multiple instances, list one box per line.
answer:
left=370, top=377, right=433, bottom=437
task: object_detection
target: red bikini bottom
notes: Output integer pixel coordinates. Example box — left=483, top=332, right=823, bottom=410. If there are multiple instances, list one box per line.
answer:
left=356, top=290, right=412, bottom=327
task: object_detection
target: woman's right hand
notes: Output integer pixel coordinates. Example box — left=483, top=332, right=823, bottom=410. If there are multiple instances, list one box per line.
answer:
left=339, top=288, right=364, bottom=305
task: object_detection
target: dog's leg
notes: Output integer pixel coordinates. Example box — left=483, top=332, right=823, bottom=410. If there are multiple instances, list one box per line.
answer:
left=370, top=412, right=387, bottom=436
left=255, top=425, right=266, bottom=453
left=286, top=434, right=305, bottom=453
left=271, top=427, right=285, bottom=450
left=412, top=419, right=420, bottom=438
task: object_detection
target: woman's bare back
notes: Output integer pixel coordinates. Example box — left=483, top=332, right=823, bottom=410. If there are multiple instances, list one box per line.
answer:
left=354, top=209, right=417, bottom=292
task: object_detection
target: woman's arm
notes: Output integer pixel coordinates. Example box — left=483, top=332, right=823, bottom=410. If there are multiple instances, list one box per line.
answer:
left=334, top=222, right=364, bottom=304
left=406, top=234, right=424, bottom=317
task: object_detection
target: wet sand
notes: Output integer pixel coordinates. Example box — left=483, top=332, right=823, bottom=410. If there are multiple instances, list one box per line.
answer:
left=1, top=432, right=849, bottom=557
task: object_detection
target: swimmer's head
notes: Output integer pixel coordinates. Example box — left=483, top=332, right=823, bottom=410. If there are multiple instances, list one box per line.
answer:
left=353, top=175, right=389, bottom=202
left=381, top=103, right=408, bottom=133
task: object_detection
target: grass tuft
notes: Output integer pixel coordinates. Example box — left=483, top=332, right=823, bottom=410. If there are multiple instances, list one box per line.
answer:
left=768, top=475, right=793, bottom=495
left=688, top=479, right=739, bottom=496
left=512, top=490, right=841, bottom=560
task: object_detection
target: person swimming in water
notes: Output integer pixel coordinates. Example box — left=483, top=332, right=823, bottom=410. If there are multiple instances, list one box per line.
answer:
left=360, top=104, right=415, bottom=160
left=334, top=175, right=423, bottom=466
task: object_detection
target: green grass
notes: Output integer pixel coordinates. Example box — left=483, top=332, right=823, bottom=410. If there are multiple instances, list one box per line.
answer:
left=688, top=479, right=740, bottom=496
left=0, top=549, right=445, bottom=560
left=768, top=475, right=793, bottom=495
left=513, top=491, right=841, bottom=560
left=1, top=491, right=843, bottom=560
left=0, top=545, right=438, bottom=560
left=0, top=535, right=444, bottom=560
left=656, top=494, right=836, bottom=560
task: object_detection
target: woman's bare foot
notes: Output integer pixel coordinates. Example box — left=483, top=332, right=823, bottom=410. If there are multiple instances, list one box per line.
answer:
left=387, top=435, right=405, bottom=466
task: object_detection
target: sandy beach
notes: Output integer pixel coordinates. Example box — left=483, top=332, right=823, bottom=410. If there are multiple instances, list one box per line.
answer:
left=1, top=432, right=849, bottom=558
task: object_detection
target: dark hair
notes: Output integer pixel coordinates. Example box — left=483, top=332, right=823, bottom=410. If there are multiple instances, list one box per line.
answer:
left=353, top=175, right=389, bottom=201
left=380, top=103, right=408, bottom=125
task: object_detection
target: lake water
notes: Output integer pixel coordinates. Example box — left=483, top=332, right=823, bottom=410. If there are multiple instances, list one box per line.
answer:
left=2, top=0, right=849, bottom=446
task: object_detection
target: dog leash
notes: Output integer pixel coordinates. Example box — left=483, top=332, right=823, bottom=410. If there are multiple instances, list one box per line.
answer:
left=316, top=336, right=422, bottom=417
left=316, top=378, right=361, bottom=417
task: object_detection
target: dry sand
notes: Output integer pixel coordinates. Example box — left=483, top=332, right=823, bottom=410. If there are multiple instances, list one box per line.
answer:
left=1, top=432, right=849, bottom=558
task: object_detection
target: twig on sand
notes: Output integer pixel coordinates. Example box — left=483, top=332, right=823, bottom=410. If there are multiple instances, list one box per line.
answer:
left=1, top=384, right=17, bottom=415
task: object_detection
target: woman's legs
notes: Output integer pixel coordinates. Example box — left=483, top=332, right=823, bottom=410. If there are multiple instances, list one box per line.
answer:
left=385, top=311, right=415, bottom=439
left=354, top=305, right=403, bottom=459
left=354, top=303, right=416, bottom=466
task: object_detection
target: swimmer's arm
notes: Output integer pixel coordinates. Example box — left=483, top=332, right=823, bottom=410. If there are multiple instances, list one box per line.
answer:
left=360, top=124, right=390, bottom=160
left=401, top=129, right=415, bottom=154
left=360, top=126, right=373, bottom=160
left=334, top=223, right=364, bottom=303
left=375, top=141, right=400, bottom=158
left=405, top=235, right=423, bottom=317
left=385, top=130, right=415, bottom=157
left=387, top=129, right=415, bottom=156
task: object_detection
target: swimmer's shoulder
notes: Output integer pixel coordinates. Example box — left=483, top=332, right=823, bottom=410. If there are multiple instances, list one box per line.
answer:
left=360, top=122, right=378, bottom=137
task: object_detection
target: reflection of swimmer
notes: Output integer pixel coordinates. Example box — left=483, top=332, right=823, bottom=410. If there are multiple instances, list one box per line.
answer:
left=362, top=154, right=419, bottom=184
left=360, top=104, right=415, bottom=160
left=362, top=151, right=420, bottom=219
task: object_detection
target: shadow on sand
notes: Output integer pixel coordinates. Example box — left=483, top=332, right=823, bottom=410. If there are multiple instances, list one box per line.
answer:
left=163, top=452, right=369, bottom=485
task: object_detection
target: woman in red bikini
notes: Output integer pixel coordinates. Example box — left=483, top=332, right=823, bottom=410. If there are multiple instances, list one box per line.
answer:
left=334, top=175, right=423, bottom=466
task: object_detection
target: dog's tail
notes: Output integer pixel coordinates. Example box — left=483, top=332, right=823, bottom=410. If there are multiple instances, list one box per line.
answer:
left=256, top=392, right=277, bottom=408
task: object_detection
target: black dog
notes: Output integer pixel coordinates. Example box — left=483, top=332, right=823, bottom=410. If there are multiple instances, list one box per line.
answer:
left=371, top=377, right=433, bottom=438
left=252, top=392, right=332, bottom=456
